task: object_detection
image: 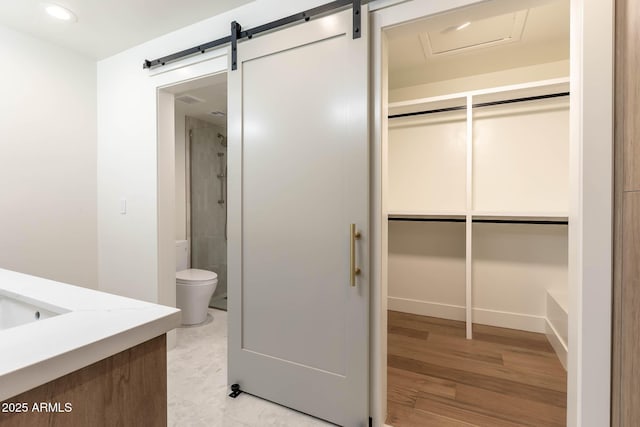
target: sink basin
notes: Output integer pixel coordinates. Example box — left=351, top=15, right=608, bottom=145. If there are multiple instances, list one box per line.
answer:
left=0, top=291, right=65, bottom=331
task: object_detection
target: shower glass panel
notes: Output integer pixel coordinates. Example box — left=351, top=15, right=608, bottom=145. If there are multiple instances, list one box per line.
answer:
left=190, top=125, right=227, bottom=310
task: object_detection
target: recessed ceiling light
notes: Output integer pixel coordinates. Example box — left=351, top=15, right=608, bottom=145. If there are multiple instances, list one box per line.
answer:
left=42, top=3, right=77, bottom=22
left=456, top=22, right=471, bottom=31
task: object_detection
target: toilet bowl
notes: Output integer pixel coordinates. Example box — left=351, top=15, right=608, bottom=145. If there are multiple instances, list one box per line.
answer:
left=176, top=269, right=218, bottom=325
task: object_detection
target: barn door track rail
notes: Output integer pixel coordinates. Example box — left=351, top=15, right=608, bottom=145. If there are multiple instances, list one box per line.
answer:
left=143, top=0, right=362, bottom=70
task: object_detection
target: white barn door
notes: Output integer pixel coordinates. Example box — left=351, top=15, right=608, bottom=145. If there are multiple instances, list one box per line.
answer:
left=227, top=6, right=369, bottom=427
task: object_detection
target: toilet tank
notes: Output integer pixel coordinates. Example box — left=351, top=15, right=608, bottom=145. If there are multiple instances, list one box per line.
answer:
left=176, top=240, right=189, bottom=272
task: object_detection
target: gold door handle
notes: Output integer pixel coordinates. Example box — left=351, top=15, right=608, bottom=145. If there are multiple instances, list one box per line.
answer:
left=350, top=224, right=361, bottom=287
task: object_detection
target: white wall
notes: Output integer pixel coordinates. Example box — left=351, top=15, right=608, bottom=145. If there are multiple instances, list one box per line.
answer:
left=388, top=112, right=467, bottom=212
left=472, top=223, right=568, bottom=331
left=0, top=24, right=97, bottom=289
left=473, top=99, right=570, bottom=213
left=388, top=221, right=466, bottom=318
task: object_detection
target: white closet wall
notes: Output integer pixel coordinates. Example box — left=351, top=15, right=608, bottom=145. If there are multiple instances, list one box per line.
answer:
left=473, top=98, right=569, bottom=213
left=388, top=221, right=466, bottom=319
left=388, top=111, right=466, bottom=213
left=472, top=223, right=568, bottom=331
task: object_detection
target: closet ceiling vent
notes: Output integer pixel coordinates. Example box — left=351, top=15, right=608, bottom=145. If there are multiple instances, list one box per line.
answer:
left=421, top=10, right=528, bottom=58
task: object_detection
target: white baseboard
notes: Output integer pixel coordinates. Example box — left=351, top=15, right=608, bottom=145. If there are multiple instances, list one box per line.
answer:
left=388, top=297, right=465, bottom=321
left=387, top=297, right=546, bottom=333
left=546, top=290, right=568, bottom=369
left=472, top=308, right=546, bottom=333
left=546, top=318, right=568, bottom=370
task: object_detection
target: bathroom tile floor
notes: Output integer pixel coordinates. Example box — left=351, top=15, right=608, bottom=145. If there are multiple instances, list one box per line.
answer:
left=167, top=308, right=333, bottom=427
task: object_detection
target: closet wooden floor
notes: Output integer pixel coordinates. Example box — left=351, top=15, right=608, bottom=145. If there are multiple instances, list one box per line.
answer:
left=386, top=311, right=567, bottom=427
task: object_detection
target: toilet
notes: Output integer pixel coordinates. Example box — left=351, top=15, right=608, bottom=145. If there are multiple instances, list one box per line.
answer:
left=175, top=240, right=218, bottom=325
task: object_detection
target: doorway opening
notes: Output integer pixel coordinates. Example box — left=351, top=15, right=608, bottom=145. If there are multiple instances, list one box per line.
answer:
left=382, top=1, right=570, bottom=425
left=171, top=73, right=229, bottom=311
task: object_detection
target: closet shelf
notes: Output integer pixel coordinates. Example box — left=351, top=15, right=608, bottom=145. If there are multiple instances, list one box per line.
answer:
left=387, top=211, right=466, bottom=221
left=471, top=212, right=568, bottom=223
left=388, top=77, right=570, bottom=117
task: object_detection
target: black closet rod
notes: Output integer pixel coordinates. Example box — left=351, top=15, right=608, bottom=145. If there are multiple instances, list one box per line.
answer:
left=388, top=217, right=466, bottom=223
left=388, top=217, right=568, bottom=225
left=388, top=91, right=570, bottom=119
left=474, top=219, right=568, bottom=225
left=143, top=0, right=363, bottom=69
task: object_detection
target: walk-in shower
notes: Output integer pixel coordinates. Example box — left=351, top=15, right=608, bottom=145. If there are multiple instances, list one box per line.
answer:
left=189, top=121, right=228, bottom=310
left=216, top=133, right=228, bottom=240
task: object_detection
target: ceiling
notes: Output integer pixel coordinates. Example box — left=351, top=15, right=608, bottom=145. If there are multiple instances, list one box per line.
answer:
left=0, top=0, right=253, bottom=59
left=386, top=0, right=569, bottom=89
left=169, top=73, right=228, bottom=128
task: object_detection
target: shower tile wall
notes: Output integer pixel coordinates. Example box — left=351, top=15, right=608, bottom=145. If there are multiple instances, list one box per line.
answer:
left=188, top=116, right=227, bottom=308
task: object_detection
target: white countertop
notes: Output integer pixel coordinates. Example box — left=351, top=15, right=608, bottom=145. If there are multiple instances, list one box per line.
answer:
left=0, top=268, right=181, bottom=401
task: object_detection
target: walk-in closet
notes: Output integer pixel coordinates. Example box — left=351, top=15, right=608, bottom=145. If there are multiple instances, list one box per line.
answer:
left=384, top=1, right=569, bottom=425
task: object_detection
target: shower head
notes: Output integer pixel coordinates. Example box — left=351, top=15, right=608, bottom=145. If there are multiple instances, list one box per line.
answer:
left=217, top=132, right=227, bottom=147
